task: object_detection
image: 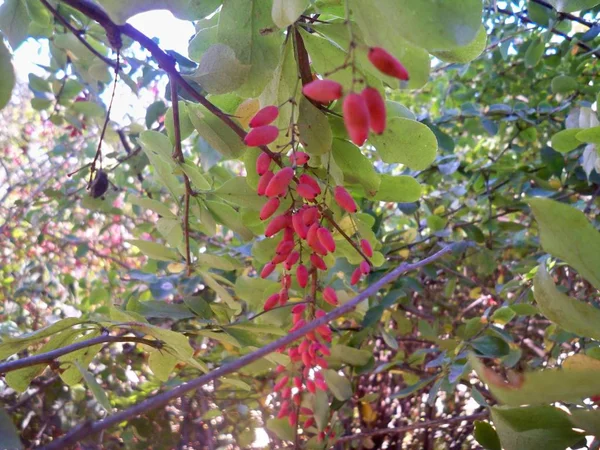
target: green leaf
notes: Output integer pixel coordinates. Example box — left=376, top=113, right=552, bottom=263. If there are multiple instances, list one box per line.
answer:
left=183, top=296, right=214, bottom=318
left=533, top=263, right=600, bottom=339
left=217, top=0, right=281, bottom=97
left=199, top=269, right=238, bottom=310
left=214, top=177, right=266, bottom=210
left=491, top=307, right=517, bottom=325
left=206, top=200, right=254, bottom=241
left=97, top=0, right=221, bottom=23
left=221, top=377, right=251, bottom=391
left=471, top=354, right=600, bottom=406
left=266, top=418, right=295, bottom=441
left=272, top=0, right=309, bottom=28
left=329, top=345, right=372, bottom=366
left=369, top=118, right=438, bottom=170
left=474, top=421, right=501, bottom=450
left=0, top=38, right=15, bottom=110
left=186, top=43, right=250, bottom=94
left=128, top=239, right=179, bottom=262
left=323, top=369, right=353, bottom=401
left=471, top=335, right=510, bottom=357
left=187, top=104, right=245, bottom=159
left=0, top=408, right=22, bottom=450
left=0, top=0, right=30, bottom=49
left=551, top=75, right=578, bottom=94
left=59, top=330, right=104, bottom=386
left=129, top=195, right=176, bottom=218
left=298, top=96, right=333, bottom=156
left=529, top=198, right=600, bottom=290
left=391, top=375, right=437, bottom=399
left=569, top=409, right=600, bottom=436
left=75, top=361, right=111, bottom=412
left=331, top=139, right=380, bottom=196
left=147, top=346, right=178, bottom=381
left=371, top=175, right=421, bottom=203
left=550, top=128, right=583, bottom=153
left=180, top=161, right=211, bottom=191
left=196, top=253, right=240, bottom=271
left=525, top=38, right=545, bottom=68
left=432, top=25, right=487, bottom=63
left=313, top=389, right=329, bottom=431
left=164, top=101, right=194, bottom=144
left=547, top=0, right=600, bottom=12
left=188, top=14, right=220, bottom=61
left=576, top=126, right=600, bottom=145
left=127, top=298, right=195, bottom=320
left=145, top=101, right=167, bottom=128
left=353, top=0, right=482, bottom=51
left=139, top=131, right=182, bottom=199
left=491, top=405, right=583, bottom=450
left=70, top=101, right=105, bottom=118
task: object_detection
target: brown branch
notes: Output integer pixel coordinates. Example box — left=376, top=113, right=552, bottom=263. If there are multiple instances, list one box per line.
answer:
left=39, top=0, right=119, bottom=70
left=530, top=0, right=595, bottom=28
left=170, top=77, right=193, bottom=275
left=39, top=243, right=460, bottom=450
left=335, top=411, right=489, bottom=444
left=0, top=335, right=160, bottom=375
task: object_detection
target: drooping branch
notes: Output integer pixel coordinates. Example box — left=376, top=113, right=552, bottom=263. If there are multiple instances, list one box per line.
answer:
left=335, top=411, right=489, bottom=444
left=39, top=243, right=460, bottom=450
left=0, top=335, right=161, bottom=375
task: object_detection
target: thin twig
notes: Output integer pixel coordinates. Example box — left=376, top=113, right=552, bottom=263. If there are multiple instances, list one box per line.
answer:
left=0, top=335, right=161, bottom=375
left=39, top=243, right=460, bottom=450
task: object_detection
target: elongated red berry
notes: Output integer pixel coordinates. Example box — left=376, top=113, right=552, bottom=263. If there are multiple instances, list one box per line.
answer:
left=306, top=379, right=317, bottom=393
left=292, top=304, right=306, bottom=315
left=260, top=197, right=280, bottom=221
left=368, top=47, right=409, bottom=81
left=350, top=267, right=361, bottom=285
left=334, top=186, right=357, bottom=213
left=256, top=152, right=272, bottom=176
left=244, top=125, right=279, bottom=146
left=265, top=214, right=289, bottom=237
left=343, top=93, right=370, bottom=146
left=302, top=79, right=343, bottom=103
left=266, top=167, right=294, bottom=198
left=298, top=174, right=321, bottom=195
left=362, top=87, right=386, bottom=134
left=297, top=183, right=318, bottom=200
left=317, top=227, right=336, bottom=253
left=292, top=212, right=308, bottom=239
left=257, top=170, right=274, bottom=196
left=360, top=238, right=373, bottom=257
left=261, top=262, right=276, bottom=278
left=307, top=223, right=319, bottom=246
left=360, top=260, right=370, bottom=275
left=274, top=375, right=290, bottom=392
left=303, top=207, right=320, bottom=225
left=290, top=152, right=310, bottom=166
left=276, top=240, right=295, bottom=257
left=264, top=293, right=280, bottom=310
left=304, top=417, right=315, bottom=429
left=285, top=251, right=300, bottom=269
left=310, top=253, right=327, bottom=270
left=249, top=105, right=279, bottom=128
left=297, top=264, right=309, bottom=288
left=323, top=286, right=338, bottom=306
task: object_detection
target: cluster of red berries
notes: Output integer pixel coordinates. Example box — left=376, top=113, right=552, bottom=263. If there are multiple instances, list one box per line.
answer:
left=302, top=46, right=409, bottom=146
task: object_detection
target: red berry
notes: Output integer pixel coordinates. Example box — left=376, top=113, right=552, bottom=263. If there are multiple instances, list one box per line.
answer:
left=343, top=93, right=370, bottom=146
left=317, top=227, right=336, bottom=253
left=274, top=375, right=290, bottom=392
left=302, top=79, right=343, bottom=103
left=249, top=105, right=279, bottom=128
left=284, top=250, right=300, bottom=269
left=265, top=214, right=289, bottom=237
left=297, top=183, right=318, bottom=200
left=244, top=125, right=279, bottom=146
left=362, top=87, right=386, bottom=134
left=303, top=207, right=320, bottom=225
left=297, top=264, right=309, bottom=288
left=306, top=379, right=316, bottom=393
left=360, top=238, right=373, bottom=257
left=323, top=286, right=338, bottom=306
left=360, top=260, right=371, bottom=275
left=265, top=167, right=294, bottom=198
left=350, top=267, right=361, bottom=285
left=298, top=174, right=321, bottom=195
left=264, top=293, right=280, bottom=310
left=260, top=197, right=280, bottom=221
left=261, top=262, right=276, bottom=278
left=290, top=151, right=310, bottom=166
left=303, top=417, right=315, bottom=428
left=310, top=253, right=327, bottom=270
left=368, top=47, right=409, bottom=81
left=292, top=212, right=308, bottom=239
left=279, top=289, right=289, bottom=305
left=334, top=186, right=357, bottom=213
left=257, top=170, right=274, bottom=196
left=256, top=152, right=272, bottom=176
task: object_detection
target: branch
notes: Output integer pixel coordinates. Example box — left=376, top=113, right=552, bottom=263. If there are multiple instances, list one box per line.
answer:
left=530, top=0, right=595, bottom=28
left=335, top=411, right=489, bottom=444
left=0, top=335, right=160, bottom=375
left=39, top=0, right=119, bottom=70
left=39, top=243, right=460, bottom=450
